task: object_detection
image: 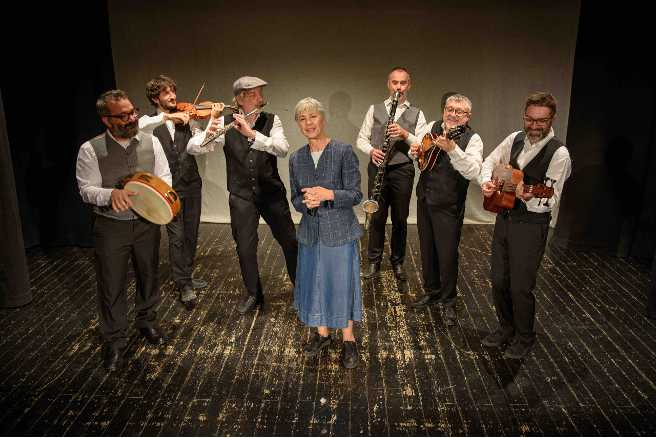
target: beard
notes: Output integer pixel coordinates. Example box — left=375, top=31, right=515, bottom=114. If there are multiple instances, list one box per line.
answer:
left=525, top=126, right=549, bottom=143
left=111, top=121, right=139, bottom=139
left=162, top=98, right=177, bottom=112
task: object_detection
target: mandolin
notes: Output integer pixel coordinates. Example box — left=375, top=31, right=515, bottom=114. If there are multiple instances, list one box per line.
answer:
left=417, top=124, right=467, bottom=172
left=483, top=164, right=554, bottom=213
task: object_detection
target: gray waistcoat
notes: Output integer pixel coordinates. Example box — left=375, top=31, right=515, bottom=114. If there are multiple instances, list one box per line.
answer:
left=371, top=103, right=420, bottom=166
left=88, top=131, right=155, bottom=220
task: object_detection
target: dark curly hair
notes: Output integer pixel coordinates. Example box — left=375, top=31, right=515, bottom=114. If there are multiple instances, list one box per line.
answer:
left=145, top=75, right=177, bottom=107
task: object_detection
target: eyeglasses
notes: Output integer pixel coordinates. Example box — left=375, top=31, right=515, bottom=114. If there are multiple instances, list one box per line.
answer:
left=105, top=108, right=139, bottom=122
left=444, top=106, right=469, bottom=117
left=523, top=115, right=552, bottom=125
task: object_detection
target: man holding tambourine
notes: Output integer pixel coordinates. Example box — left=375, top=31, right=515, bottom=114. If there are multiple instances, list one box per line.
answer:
left=76, top=90, right=172, bottom=372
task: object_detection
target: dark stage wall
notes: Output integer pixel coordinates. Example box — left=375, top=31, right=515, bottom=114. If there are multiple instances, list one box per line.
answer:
left=107, top=0, right=580, bottom=225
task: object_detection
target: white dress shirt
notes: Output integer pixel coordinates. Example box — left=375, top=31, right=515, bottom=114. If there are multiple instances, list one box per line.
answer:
left=416, top=121, right=484, bottom=181
left=76, top=130, right=172, bottom=207
left=356, top=97, right=428, bottom=157
left=479, top=128, right=572, bottom=213
left=138, top=112, right=205, bottom=140
left=186, top=113, right=290, bottom=157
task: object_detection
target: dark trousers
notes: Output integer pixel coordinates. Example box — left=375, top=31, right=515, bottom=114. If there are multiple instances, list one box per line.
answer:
left=490, top=212, right=550, bottom=343
left=647, top=252, right=656, bottom=318
left=93, top=215, right=161, bottom=348
left=228, top=191, right=298, bottom=298
left=166, top=193, right=201, bottom=289
left=367, top=161, right=414, bottom=265
left=417, top=199, right=464, bottom=306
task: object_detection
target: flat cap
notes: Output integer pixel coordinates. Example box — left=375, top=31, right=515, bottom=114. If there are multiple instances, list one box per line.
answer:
left=233, top=76, right=268, bottom=95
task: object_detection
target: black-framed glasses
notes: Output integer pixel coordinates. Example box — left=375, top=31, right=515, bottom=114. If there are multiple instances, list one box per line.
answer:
left=523, top=115, right=552, bottom=125
left=444, top=106, right=469, bottom=117
left=105, top=108, right=139, bottom=122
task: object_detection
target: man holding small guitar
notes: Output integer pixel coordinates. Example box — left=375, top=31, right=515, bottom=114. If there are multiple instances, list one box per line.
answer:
left=479, top=92, right=571, bottom=359
left=409, top=94, right=483, bottom=326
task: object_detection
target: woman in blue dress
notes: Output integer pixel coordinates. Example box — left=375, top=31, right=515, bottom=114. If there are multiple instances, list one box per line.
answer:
left=289, top=97, right=363, bottom=368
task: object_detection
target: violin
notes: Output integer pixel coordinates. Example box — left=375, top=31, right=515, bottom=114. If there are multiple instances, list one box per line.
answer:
left=175, top=101, right=239, bottom=120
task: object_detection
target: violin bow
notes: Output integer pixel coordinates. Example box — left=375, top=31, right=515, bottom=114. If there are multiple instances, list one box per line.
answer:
left=192, top=82, right=206, bottom=106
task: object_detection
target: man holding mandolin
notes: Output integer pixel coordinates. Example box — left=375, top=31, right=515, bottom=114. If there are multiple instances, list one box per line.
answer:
left=479, top=92, right=571, bottom=359
left=409, top=94, right=483, bottom=327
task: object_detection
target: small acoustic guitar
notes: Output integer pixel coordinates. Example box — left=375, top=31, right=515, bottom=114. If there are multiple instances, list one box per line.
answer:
left=417, top=124, right=467, bottom=172
left=483, top=164, right=554, bottom=213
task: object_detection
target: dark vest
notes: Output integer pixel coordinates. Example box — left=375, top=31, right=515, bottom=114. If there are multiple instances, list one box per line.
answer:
left=88, top=131, right=155, bottom=220
left=509, top=131, right=565, bottom=213
left=223, top=112, right=284, bottom=201
left=151, top=117, right=200, bottom=197
left=416, top=122, right=475, bottom=211
left=371, top=103, right=420, bottom=166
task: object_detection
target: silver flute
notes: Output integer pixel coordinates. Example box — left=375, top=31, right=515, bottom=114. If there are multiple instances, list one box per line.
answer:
left=200, top=106, right=262, bottom=148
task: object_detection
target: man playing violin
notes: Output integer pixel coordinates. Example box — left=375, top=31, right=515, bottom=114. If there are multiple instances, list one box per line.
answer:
left=357, top=66, right=427, bottom=282
left=479, top=92, right=571, bottom=359
left=187, top=76, right=298, bottom=315
left=139, top=75, right=207, bottom=310
left=76, top=90, right=172, bottom=371
left=409, top=94, right=483, bottom=327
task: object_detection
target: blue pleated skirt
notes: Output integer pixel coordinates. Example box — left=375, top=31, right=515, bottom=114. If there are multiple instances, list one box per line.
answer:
left=294, top=239, right=362, bottom=329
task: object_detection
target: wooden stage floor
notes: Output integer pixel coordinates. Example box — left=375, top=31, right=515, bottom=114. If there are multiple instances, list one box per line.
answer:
left=1, top=224, right=656, bottom=436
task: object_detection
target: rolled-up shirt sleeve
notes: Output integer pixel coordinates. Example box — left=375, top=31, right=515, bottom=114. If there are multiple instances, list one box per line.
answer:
left=478, top=132, right=516, bottom=186
left=187, top=116, right=226, bottom=155
left=76, top=142, right=113, bottom=207
left=447, top=133, right=484, bottom=181
left=249, top=115, right=290, bottom=157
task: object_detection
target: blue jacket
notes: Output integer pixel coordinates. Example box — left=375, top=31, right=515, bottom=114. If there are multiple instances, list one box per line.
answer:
left=289, top=140, right=363, bottom=246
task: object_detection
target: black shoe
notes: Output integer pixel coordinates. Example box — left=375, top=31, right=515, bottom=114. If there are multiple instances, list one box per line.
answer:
left=139, top=326, right=163, bottom=345
left=179, top=285, right=197, bottom=310
left=392, top=264, right=407, bottom=281
left=237, top=295, right=263, bottom=314
left=444, top=305, right=457, bottom=326
left=362, top=262, right=381, bottom=279
left=481, top=328, right=515, bottom=348
left=192, top=278, right=208, bottom=289
left=503, top=337, right=535, bottom=359
left=341, top=340, right=359, bottom=369
left=304, top=332, right=332, bottom=357
left=410, top=291, right=442, bottom=308
left=102, top=344, right=124, bottom=372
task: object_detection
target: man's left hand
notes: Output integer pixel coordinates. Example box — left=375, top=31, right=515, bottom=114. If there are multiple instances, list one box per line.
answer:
left=233, top=113, right=256, bottom=140
left=516, top=181, right=534, bottom=201
left=387, top=123, right=408, bottom=140
left=435, top=135, right=456, bottom=152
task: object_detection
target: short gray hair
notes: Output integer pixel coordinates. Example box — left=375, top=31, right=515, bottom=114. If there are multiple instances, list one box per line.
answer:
left=294, top=97, right=325, bottom=121
left=445, top=94, right=472, bottom=113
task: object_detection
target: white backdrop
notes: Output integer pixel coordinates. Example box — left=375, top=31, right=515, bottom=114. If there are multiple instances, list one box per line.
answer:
left=109, top=0, right=580, bottom=225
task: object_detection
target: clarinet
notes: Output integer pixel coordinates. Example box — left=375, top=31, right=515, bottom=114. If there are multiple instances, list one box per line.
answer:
left=362, top=91, right=401, bottom=230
